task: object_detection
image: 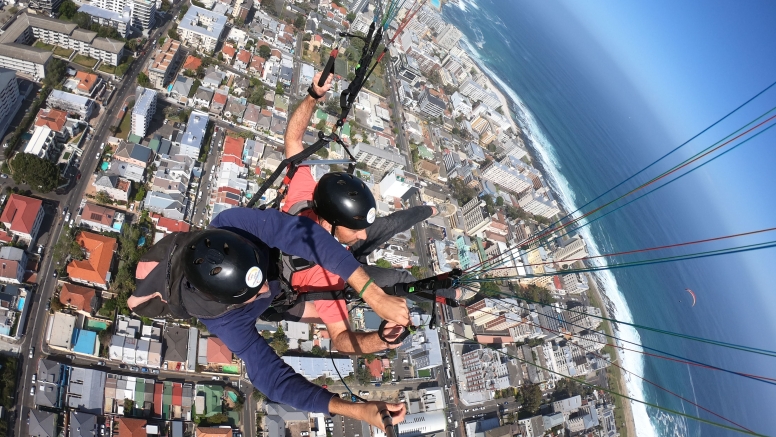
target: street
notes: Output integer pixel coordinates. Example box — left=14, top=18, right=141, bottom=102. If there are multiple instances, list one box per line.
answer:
left=13, top=5, right=182, bottom=435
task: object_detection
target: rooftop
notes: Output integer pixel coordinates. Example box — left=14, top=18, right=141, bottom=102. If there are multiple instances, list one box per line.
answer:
left=0, top=194, right=42, bottom=234
left=178, top=6, right=228, bottom=40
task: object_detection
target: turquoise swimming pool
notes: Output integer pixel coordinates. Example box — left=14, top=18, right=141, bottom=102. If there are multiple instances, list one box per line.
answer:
left=17, top=297, right=24, bottom=311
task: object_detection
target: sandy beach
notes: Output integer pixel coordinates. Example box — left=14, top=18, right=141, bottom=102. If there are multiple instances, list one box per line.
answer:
left=586, top=273, right=638, bottom=437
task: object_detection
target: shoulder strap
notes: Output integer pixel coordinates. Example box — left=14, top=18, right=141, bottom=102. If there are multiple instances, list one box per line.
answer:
left=286, top=200, right=314, bottom=216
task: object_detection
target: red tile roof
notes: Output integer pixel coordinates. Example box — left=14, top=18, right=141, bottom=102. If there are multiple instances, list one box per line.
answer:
left=206, top=337, right=232, bottom=364
left=223, top=136, right=244, bottom=158
left=213, top=92, right=227, bottom=105
left=182, top=55, right=202, bottom=71
left=75, top=71, right=99, bottom=93
left=196, top=428, right=233, bottom=437
left=67, top=231, right=117, bottom=287
left=0, top=194, right=42, bottom=235
left=0, top=259, right=20, bottom=281
left=366, top=358, right=383, bottom=379
left=236, top=49, right=251, bottom=64
left=156, top=217, right=190, bottom=233
left=222, top=44, right=236, bottom=58
left=220, top=155, right=244, bottom=167
left=249, top=57, right=265, bottom=71
left=80, top=202, right=117, bottom=226
left=59, top=283, right=97, bottom=313
left=34, top=108, right=68, bottom=132
left=117, top=417, right=146, bottom=437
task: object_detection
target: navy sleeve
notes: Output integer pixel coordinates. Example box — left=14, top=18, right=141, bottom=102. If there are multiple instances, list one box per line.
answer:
left=200, top=300, right=336, bottom=414
left=211, top=208, right=361, bottom=281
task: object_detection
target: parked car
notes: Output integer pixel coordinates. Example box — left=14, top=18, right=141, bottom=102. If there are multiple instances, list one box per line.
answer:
left=66, top=354, right=75, bottom=360
left=151, top=369, right=160, bottom=374
left=141, top=367, right=149, bottom=373
left=211, top=376, right=219, bottom=380
left=30, top=386, right=35, bottom=396
left=97, top=360, right=105, bottom=366
left=119, top=364, right=127, bottom=369
left=130, top=366, right=139, bottom=371
left=53, top=271, right=57, bottom=278
left=32, top=374, right=36, bottom=383
left=29, top=347, right=34, bottom=358
left=37, top=245, right=43, bottom=254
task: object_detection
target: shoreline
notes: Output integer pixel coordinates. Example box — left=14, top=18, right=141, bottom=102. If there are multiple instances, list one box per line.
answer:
left=586, top=273, right=637, bottom=437
left=467, top=52, right=639, bottom=436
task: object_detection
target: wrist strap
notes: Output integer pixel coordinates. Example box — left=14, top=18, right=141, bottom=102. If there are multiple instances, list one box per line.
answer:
left=359, top=279, right=375, bottom=298
left=308, top=85, right=323, bottom=100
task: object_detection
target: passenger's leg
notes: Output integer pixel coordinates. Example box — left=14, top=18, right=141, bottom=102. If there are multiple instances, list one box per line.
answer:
left=350, top=205, right=434, bottom=260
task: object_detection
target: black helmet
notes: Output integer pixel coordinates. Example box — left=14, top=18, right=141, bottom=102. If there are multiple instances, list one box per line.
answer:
left=181, top=229, right=269, bottom=304
left=312, top=172, right=377, bottom=230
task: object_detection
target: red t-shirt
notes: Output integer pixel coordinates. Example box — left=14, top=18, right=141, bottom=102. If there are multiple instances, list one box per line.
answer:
left=282, top=166, right=349, bottom=323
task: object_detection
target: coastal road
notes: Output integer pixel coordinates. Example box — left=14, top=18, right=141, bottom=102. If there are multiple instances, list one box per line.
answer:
left=13, top=5, right=183, bottom=436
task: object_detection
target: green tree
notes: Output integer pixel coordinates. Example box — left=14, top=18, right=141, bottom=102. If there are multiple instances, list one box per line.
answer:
left=375, top=259, right=392, bottom=269
left=518, top=384, right=542, bottom=415
left=168, top=26, right=180, bottom=41
left=315, top=119, right=326, bottom=131
left=496, top=196, right=504, bottom=206
left=310, top=345, right=326, bottom=357
left=409, top=265, right=428, bottom=279
left=178, top=3, right=189, bottom=19
left=346, top=12, right=356, bottom=23
left=189, top=79, right=202, bottom=98
left=294, top=15, right=305, bottom=29
left=124, top=398, right=134, bottom=415
left=258, top=44, right=271, bottom=59
left=217, top=51, right=224, bottom=62
left=44, top=58, right=67, bottom=88
left=137, top=71, right=150, bottom=87
left=270, top=326, right=289, bottom=356
left=479, top=282, right=500, bottom=297
left=50, top=296, right=65, bottom=312
left=95, top=190, right=112, bottom=205
left=10, top=153, right=61, bottom=192
left=275, top=83, right=285, bottom=96
left=59, top=0, right=78, bottom=19
left=134, top=185, right=147, bottom=202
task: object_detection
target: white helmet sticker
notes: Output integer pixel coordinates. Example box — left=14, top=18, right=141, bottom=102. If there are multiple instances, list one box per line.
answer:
left=367, top=207, right=376, bottom=224
left=245, top=266, right=263, bottom=288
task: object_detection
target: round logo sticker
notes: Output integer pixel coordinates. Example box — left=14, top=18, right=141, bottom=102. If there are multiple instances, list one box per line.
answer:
left=245, top=266, right=263, bottom=288
left=367, top=207, right=376, bottom=224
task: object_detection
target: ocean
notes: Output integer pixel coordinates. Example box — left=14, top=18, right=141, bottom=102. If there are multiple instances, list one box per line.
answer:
left=441, top=0, right=776, bottom=436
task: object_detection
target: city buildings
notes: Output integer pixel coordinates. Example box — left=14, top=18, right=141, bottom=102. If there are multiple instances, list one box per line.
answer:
left=0, top=69, right=20, bottom=139
left=0, top=194, right=44, bottom=243
left=418, top=88, right=446, bottom=118
left=437, top=24, right=463, bottom=51
left=47, top=90, right=95, bottom=119
left=479, top=158, right=534, bottom=195
left=352, top=142, right=405, bottom=172
left=147, top=39, right=183, bottom=89
left=131, top=86, right=157, bottom=137
left=0, top=247, right=27, bottom=284
left=77, top=4, right=131, bottom=38
left=460, top=78, right=501, bottom=109
left=78, top=202, right=126, bottom=233
left=66, top=231, right=117, bottom=289
left=178, top=6, right=228, bottom=54
left=394, top=53, right=422, bottom=86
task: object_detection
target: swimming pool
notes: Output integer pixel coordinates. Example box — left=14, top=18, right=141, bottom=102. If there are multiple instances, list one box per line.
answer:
left=16, top=297, right=24, bottom=311
left=86, top=319, right=108, bottom=331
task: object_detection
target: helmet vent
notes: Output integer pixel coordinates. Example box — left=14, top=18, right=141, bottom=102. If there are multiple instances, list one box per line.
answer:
left=204, top=238, right=211, bottom=247
left=354, top=215, right=365, bottom=220
left=254, top=250, right=261, bottom=264
left=194, top=258, right=204, bottom=265
left=337, top=180, right=347, bottom=185
left=348, top=191, right=359, bottom=196
left=223, top=243, right=230, bottom=255
left=189, top=245, right=196, bottom=250
left=210, top=267, right=222, bottom=276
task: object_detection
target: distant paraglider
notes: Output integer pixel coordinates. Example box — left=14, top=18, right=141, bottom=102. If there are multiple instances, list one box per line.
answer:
left=685, top=288, right=697, bottom=307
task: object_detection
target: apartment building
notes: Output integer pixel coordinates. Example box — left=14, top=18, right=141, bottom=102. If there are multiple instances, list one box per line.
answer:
left=147, top=39, right=182, bottom=89
left=77, top=4, right=131, bottom=38
left=0, top=69, right=20, bottom=139
left=131, top=86, right=157, bottom=138
left=0, top=14, right=125, bottom=81
left=352, top=142, right=405, bottom=172
left=178, top=6, right=227, bottom=54
left=459, top=78, right=501, bottom=109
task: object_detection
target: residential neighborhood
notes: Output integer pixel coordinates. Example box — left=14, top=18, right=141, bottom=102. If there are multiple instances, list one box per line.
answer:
left=0, top=0, right=628, bottom=436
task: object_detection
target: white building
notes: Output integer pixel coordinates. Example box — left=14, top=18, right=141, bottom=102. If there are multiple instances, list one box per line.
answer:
left=379, top=169, right=416, bottom=200
left=178, top=110, right=209, bottom=159
left=89, top=0, right=155, bottom=30
left=437, top=24, right=462, bottom=51
left=450, top=91, right=471, bottom=118
left=131, top=87, right=157, bottom=138
left=517, top=186, right=560, bottom=219
left=178, top=6, right=227, bottom=54
left=418, top=88, right=445, bottom=118
left=352, top=143, right=405, bottom=172
left=396, top=411, right=446, bottom=437
left=281, top=357, right=354, bottom=380
left=480, top=158, right=534, bottom=195
left=0, top=69, right=21, bottom=139
left=47, top=90, right=95, bottom=119
left=459, top=78, right=501, bottom=109
left=24, top=126, right=63, bottom=162
left=77, top=4, right=131, bottom=38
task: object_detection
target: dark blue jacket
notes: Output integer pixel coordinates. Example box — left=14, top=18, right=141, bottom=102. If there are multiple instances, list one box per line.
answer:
left=203, top=208, right=361, bottom=414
